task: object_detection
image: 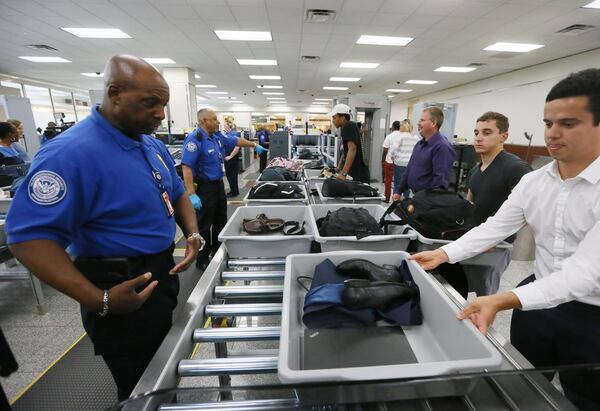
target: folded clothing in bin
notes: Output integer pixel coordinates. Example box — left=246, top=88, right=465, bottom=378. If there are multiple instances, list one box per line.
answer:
left=248, top=182, right=304, bottom=199
left=267, top=157, right=304, bottom=172
left=302, top=258, right=422, bottom=328
left=317, top=207, right=383, bottom=239
left=259, top=166, right=301, bottom=181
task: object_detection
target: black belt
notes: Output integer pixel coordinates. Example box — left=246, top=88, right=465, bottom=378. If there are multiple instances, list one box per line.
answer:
left=194, top=178, right=222, bottom=185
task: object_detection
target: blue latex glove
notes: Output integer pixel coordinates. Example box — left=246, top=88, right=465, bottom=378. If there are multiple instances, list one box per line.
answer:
left=189, top=194, right=202, bottom=210
left=255, top=145, right=268, bottom=155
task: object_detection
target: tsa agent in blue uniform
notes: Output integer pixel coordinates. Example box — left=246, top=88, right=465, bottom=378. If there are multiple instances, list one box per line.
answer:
left=256, top=126, right=270, bottom=172
left=5, top=55, right=201, bottom=401
left=0, top=122, right=25, bottom=166
left=181, top=109, right=266, bottom=271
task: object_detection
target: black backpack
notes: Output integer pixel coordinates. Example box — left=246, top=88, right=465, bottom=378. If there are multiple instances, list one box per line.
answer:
left=248, top=182, right=304, bottom=199
left=318, top=207, right=383, bottom=239
left=321, top=178, right=379, bottom=198
left=380, top=189, right=475, bottom=240
left=258, top=166, right=300, bottom=181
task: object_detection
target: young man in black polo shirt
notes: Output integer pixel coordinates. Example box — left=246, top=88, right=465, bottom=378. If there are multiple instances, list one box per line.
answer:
left=467, top=111, right=532, bottom=240
left=330, top=104, right=370, bottom=183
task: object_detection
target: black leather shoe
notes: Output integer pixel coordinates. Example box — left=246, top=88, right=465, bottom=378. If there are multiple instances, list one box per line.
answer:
left=336, top=259, right=401, bottom=282
left=342, top=279, right=417, bottom=310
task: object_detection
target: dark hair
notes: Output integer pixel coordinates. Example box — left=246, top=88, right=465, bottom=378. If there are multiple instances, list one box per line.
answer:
left=546, top=68, right=600, bottom=125
left=0, top=122, right=16, bottom=141
left=424, top=106, right=444, bottom=129
left=357, top=121, right=362, bottom=128
left=339, top=114, right=350, bottom=121
left=391, top=120, right=400, bottom=130
left=477, top=111, right=509, bottom=133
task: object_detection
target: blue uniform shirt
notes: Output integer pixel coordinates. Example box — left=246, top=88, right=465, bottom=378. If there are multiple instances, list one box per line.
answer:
left=11, top=142, right=31, bottom=162
left=256, top=130, right=269, bottom=147
left=5, top=106, right=185, bottom=257
left=0, top=145, right=25, bottom=166
left=181, top=128, right=238, bottom=181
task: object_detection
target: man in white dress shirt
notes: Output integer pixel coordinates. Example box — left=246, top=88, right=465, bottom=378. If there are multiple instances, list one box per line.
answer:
left=410, top=68, right=600, bottom=411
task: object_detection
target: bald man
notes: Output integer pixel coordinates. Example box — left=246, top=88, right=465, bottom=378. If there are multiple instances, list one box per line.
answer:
left=182, top=109, right=266, bottom=271
left=5, top=54, right=201, bottom=401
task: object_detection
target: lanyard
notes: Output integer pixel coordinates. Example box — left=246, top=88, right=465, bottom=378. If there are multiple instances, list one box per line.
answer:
left=139, top=141, right=167, bottom=193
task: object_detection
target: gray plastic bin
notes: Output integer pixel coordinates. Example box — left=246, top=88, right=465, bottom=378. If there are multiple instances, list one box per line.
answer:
left=308, top=204, right=416, bottom=252
left=303, top=168, right=326, bottom=191
left=278, top=250, right=503, bottom=401
left=315, top=182, right=385, bottom=204
left=218, top=206, right=314, bottom=258
left=243, top=182, right=309, bottom=206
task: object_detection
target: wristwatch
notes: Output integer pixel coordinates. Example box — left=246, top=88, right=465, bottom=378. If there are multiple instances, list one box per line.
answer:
left=187, top=232, right=202, bottom=240
left=341, top=171, right=348, bottom=177
left=99, top=289, right=109, bottom=317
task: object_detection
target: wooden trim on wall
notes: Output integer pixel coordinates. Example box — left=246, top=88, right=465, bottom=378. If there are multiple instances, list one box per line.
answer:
left=504, top=144, right=549, bottom=164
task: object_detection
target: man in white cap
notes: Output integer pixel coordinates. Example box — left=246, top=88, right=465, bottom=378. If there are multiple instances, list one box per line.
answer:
left=330, top=104, right=370, bottom=183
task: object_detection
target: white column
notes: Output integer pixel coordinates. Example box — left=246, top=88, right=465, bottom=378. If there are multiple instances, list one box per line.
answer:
left=162, top=68, right=197, bottom=131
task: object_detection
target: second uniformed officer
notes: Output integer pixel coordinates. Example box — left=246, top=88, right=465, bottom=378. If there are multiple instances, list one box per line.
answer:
left=182, top=108, right=267, bottom=271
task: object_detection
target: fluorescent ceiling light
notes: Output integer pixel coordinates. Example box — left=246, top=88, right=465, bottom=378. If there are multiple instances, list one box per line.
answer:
left=340, top=62, right=379, bottom=69
left=388, top=95, right=395, bottom=98
left=249, top=75, right=280, bottom=80
left=19, top=56, right=71, bottom=63
left=266, top=97, right=285, bottom=100
left=81, top=72, right=103, bottom=77
left=217, top=96, right=236, bottom=99
left=194, top=74, right=201, bottom=79
left=405, top=80, right=437, bottom=85
left=356, top=35, right=413, bottom=46
left=252, top=112, right=266, bottom=116
left=323, top=86, right=348, bottom=90
left=312, top=102, right=330, bottom=105
left=206, top=91, right=228, bottom=95
left=583, top=1, right=600, bottom=8
left=483, top=42, right=544, bottom=53
left=386, top=88, right=412, bottom=92
left=257, top=85, right=283, bottom=89
left=270, top=102, right=287, bottom=104
left=435, top=66, right=476, bottom=73
left=262, top=92, right=284, bottom=95
left=196, top=84, right=217, bottom=88
left=61, top=27, right=131, bottom=38
left=144, top=58, right=176, bottom=64
left=237, top=59, right=278, bottom=66
left=329, top=77, right=360, bottom=82
left=215, top=30, right=272, bottom=41
left=314, top=98, right=333, bottom=101
left=231, top=101, right=245, bottom=104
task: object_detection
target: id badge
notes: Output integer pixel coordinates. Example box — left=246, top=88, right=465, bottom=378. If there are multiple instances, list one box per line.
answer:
left=221, top=162, right=226, bottom=174
left=161, top=190, right=175, bottom=217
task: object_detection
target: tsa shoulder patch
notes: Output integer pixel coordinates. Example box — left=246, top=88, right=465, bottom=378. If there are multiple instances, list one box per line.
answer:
left=186, top=141, right=197, bottom=152
left=28, top=171, right=67, bottom=205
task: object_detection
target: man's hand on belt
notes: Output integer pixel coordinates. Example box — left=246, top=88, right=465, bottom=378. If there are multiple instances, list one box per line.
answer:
left=108, top=272, right=157, bottom=314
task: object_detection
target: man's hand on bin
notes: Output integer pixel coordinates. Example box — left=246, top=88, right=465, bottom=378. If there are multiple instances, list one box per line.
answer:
left=408, top=248, right=449, bottom=271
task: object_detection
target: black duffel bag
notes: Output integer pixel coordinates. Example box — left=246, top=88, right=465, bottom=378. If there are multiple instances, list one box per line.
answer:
left=379, top=188, right=475, bottom=240
left=258, top=166, right=300, bottom=181
left=317, top=207, right=383, bottom=239
left=322, top=178, right=379, bottom=198
left=248, top=182, right=304, bottom=199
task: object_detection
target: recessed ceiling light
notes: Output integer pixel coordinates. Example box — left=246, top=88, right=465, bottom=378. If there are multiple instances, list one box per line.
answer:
left=144, top=58, right=176, bottom=64
left=314, top=98, right=333, bottom=101
left=19, top=56, right=71, bottom=63
left=266, top=97, right=285, bottom=100
left=81, top=72, right=103, bottom=77
left=356, top=35, right=413, bottom=46
left=237, top=59, right=278, bottom=66
left=483, top=42, right=544, bottom=52
left=249, top=75, right=281, bottom=80
left=583, top=1, right=600, bottom=8
left=323, top=86, right=348, bottom=90
left=405, top=80, right=437, bottom=85
left=195, top=84, right=217, bottom=88
left=434, top=66, right=477, bottom=73
left=206, top=91, right=228, bottom=95
left=340, top=62, right=379, bottom=69
left=386, top=88, right=412, bottom=92
left=215, top=30, right=272, bottom=41
left=329, top=77, right=360, bottom=82
left=257, top=85, right=283, bottom=89
left=61, top=27, right=131, bottom=38
left=194, top=74, right=201, bottom=79
left=262, top=92, right=284, bottom=95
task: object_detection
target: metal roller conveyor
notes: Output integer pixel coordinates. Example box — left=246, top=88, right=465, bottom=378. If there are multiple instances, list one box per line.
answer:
left=193, top=326, right=280, bottom=343
left=213, top=285, right=283, bottom=299
left=227, top=258, right=286, bottom=267
left=221, top=271, right=284, bottom=281
left=157, top=398, right=300, bottom=411
left=178, top=356, right=278, bottom=377
left=204, top=303, right=282, bottom=317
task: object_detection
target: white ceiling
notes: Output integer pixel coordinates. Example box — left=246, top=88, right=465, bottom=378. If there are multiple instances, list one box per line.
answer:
left=0, top=0, right=599, bottom=107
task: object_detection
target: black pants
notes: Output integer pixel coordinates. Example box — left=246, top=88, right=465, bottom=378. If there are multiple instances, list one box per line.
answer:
left=225, top=156, right=239, bottom=195
left=196, top=179, right=227, bottom=264
left=79, top=245, right=179, bottom=402
left=511, top=274, right=600, bottom=411
left=259, top=152, right=268, bottom=172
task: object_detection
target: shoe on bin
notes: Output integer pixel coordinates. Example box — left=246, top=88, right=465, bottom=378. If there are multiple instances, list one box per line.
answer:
left=342, top=279, right=417, bottom=310
left=335, top=258, right=401, bottom=282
